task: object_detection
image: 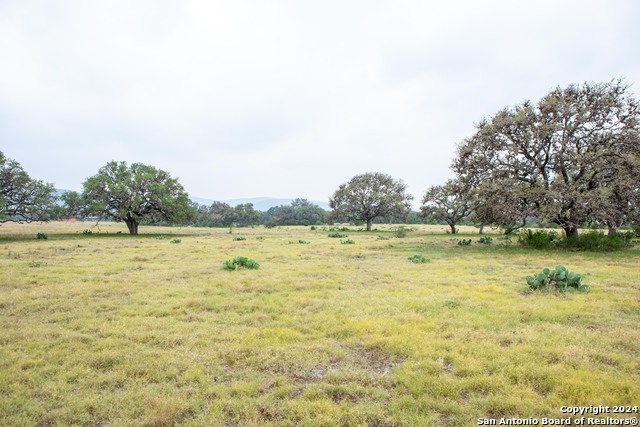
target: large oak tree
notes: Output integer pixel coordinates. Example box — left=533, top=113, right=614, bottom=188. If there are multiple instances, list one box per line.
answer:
left=0, top=151, right=57, bottom=224
left=82, top=161, right=192, bottom=235
left=330, top=172, right=413, bottom=231
left=453, top=80, right=640, bottom=239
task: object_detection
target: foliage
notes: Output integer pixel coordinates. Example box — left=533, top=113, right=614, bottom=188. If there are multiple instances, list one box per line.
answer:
left=36, top=232, right=48, bottom=240
left=82, top=229, right=93, bottom=235
left=519, top=229, right=632, bottom=251
left=170, top=239, right=181, bottom=244
left=477, top=236, right=493, bottom=244
left=232, top=236, right=246, bottom=241
left=408, top=253, right=430, bottom=263
left=526, top=266, right=589, bottom=293
left=562, top=231, right=633, bottom=251
left=340, top=239, right=355, bottom=244
left=457, top=239, right=472, bottom=246
left=454, top=80, right=640, bottom=239
left=420, top=178, right=473, bottom=234
left=81, top=161, right=193, bottom=235
left=518, top=230, right=559, bottom=249
left=262, top=199, right=327, bottom=227
left=330, top=172, right=413, bottom=231
left=376, top=235, right=391, bottom=240
left=0, top=151, right=57, bottom=224
left=328, top=232, right=348, bottom=238
left=393, top=225, right=410, bottom=238
left=222, top=256, right=260, bottom=271
left=193, top=201, right=260, bottom=227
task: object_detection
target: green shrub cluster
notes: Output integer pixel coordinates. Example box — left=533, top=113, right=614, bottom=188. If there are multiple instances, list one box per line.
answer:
left=289, top=240, right=310, bottom=244
left=518, top=230, right=558, bottom=248
left=328, top=232, right=348, bottom=238
left=222, top=256, right=260, bottom=271
left=82, top=229, right=93, bottom=235
left=526, top=265, right=589, bottom=293
left=408, top=253, right=430, bottom=263
left=457, top=239, right=471, bottom=246
left=519, top=230, right=632, bottom=251
left=232, top=236, right=246, bottom=241
left=341, top=239, right=355, bottom=244
left=36, top=233, right=48, bottom=240
left=170, top=239, right=181, bottom=244
left=477, top=236, right=493, bottom=244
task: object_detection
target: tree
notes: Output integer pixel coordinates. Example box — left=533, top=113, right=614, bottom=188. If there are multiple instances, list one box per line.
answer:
left=453, top=80, right=640, bottom=239
left=0, top=151, right=57, bottom=223
left=329, top=172, right=413, bottom=231
left=232, top=203, right=261, bottom=226
left=420, top=179, right=472, bottom=234
left=82, top=161, right=192, bottom=235
left=262, top=199, right=327, bottom=226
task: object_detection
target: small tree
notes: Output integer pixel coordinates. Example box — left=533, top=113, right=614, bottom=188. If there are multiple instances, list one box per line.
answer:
left=329, top=172, right=413, bottom=231
left=0, top=151, right=57, bottom=224
left=82, top=161, right=192, bottom=235
left=420, top=179, right=472, bottom=234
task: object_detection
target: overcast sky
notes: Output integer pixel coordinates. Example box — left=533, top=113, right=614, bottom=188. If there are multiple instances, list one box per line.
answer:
left=1, top=0, right=639, bottom=205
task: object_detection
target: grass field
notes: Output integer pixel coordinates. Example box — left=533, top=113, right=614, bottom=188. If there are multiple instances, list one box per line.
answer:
left=1, top=222, right=639, bottom=426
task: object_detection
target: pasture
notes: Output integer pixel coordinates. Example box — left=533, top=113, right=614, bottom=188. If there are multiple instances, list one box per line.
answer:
left=1, top=222, right=639, bottom=426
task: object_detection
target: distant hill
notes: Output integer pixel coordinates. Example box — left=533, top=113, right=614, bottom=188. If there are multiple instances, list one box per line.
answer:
left=189, top=196, right=331, bottom=211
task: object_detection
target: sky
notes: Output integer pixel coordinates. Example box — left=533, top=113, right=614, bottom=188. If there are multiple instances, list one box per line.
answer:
left=1, top=0, right=639, bottom=206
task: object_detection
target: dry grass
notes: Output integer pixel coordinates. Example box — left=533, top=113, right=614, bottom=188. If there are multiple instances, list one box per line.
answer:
left=1, top=222, right=638, bottom=426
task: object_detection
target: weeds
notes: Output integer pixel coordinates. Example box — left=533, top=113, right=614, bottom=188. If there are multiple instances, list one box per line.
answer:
left=232, top=236, right=246, bottom=241
left=341, top=239, right=355, bottom=244
left=408, top=253, right=430, bottom=263
left=328, top=232, right=348, bottom=238
left=222, top=256, right=260, bottom=271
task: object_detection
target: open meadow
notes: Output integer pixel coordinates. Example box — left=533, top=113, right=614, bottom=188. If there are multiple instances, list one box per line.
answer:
left=1, top=222, right=639, bottom=426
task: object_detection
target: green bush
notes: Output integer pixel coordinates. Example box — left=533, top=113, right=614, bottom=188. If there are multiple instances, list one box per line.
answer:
left=36, top=233, right=48, bottom=240
left=408, top=253, right=430, bottom=263
left=562, top=231, right=632, bottom=251
left=477, top=236, right=493, bottom=244
left=310, top=226, right=317, bottom=231
left=394, top=226, right=408, bottom=238
left=170, top=239, right=181, bottom=244
left=526, top=265, right=589, bottom=293
left=340, top=239, right=355, bottom=244
left=328, top=232, right=348, bottom=238
left=457, top=239, right=472, bottom=246
left=518, top=229, right=559, bottom=248
left=82, top=229, right=93, bottom=235
left=232, top=236, right=246, bottom=241
left=222, top=256, right=260, bottom=271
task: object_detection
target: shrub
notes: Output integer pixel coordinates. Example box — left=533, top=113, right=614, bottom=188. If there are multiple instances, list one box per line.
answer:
left=36, top=233, right=48, bottom=240
left=562, top=231, right=632, bottom=251
left=170, top=239, right=181, bottom=244
left=222, top=256, right=260, bottom=271
left=256, top=236, right=264, bottom=240
left=232, top=236, right=246, bottom=241
left=341, top=239, right=355, bottom=244
left=328, top=232, right=348, bottom=238
left=310, top=226, right=317, bottom=230
left=526, top=265, right=589, bottom=293
left=408, top=253, right=430, bottom=263
left=477, top=236, right=493, bottom=244
left=518, top=229, right=559, bottom=248
left=82, top=229, right=93, bottom=235
left=394, top=226, right=408, bottom=238
left=457, top=239, right=472, bottom=246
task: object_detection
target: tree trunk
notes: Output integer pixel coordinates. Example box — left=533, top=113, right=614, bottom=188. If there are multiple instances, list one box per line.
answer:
left=125, top=219, right=139, bottom=235
left=607, top=226, right=617, bottom=237
left=478, top=224, right=484, bottom=235
left=449, top=223, right=457, bottom=234
left=366, top=218, right=372, bottom=231
left=562, top=224, right=579, bottom=240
